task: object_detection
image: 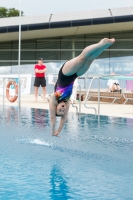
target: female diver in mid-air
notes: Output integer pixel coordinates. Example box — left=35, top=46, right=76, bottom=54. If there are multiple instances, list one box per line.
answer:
left=49, top=38, right=115, bottom=137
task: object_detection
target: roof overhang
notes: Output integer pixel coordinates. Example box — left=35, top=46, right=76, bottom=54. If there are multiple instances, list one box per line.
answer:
left=0, top=7, right=133, bottom=42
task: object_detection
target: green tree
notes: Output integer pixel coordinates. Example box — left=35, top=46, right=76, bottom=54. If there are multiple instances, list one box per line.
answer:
left=0, top=7, right=8, bottom=18
left=8, top=8, right=24, bottom=17
left=0, top=7, right=24, bottom=18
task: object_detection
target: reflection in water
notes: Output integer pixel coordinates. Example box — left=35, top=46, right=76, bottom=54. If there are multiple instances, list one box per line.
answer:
left=50, top=165, right=71, bottom=200
left=2, top=106, right=50, bottom=130
left=126, top=118, right=133, bottom=125
left=5, top=106, right=18, bottom=124
left=32, top=108, right=48, bottom=128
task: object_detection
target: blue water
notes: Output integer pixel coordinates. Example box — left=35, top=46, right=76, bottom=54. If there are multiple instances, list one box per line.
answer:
left=0, top=106, right=133, bottom=200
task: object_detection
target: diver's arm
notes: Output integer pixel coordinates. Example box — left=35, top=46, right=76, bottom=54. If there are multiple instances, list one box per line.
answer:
left=49, top=94, right=57, bottom=136
left=54, top=101, right=70, bottom=136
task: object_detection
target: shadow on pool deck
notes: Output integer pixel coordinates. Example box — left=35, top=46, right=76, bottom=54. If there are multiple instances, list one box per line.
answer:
left=0, top=94, right=133, bottom=119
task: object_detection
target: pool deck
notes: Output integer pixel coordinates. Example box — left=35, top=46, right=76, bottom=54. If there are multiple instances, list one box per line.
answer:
left=0, top=94, right=133, bottom=119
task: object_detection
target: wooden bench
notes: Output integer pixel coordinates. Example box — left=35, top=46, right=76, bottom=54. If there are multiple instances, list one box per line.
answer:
left=77, top=91, right=133, bottom=104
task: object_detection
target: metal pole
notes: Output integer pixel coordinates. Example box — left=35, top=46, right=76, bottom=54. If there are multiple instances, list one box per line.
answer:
left=85, top=75, right=87, bottom=95
left=71, top=103, right=78, bottom=114
left=3, top=78, right=4, bottom=107
left=18, top=0, right=21, bottom=108
left=84, top=77, right=97, bottom=115
left=78, top=85, right=81, bottom=114
left=97, top=78, right=100, bottom=116
left=72, top=37, right=75, bottom=58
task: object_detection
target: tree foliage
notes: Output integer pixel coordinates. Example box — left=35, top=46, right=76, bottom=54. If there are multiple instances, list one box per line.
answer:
left=0, top=7, right=24, bottom=18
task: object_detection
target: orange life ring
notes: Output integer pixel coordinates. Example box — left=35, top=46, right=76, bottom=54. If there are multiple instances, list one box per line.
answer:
left=6, top=81, right=18, bottom=103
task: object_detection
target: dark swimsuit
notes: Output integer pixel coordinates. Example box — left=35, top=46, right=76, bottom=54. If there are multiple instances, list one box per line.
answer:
left=54, top=63, right=77, bottom=103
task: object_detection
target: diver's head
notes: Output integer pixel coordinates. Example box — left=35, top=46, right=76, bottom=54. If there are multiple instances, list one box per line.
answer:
left=56, top=101, right=66, bottom=117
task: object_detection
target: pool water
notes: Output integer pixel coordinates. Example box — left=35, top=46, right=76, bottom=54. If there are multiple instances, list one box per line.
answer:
left=0, top=106, right=133, bottom=200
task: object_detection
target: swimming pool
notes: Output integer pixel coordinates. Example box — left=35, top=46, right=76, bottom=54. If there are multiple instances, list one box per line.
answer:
left=0, top=106, right=133, bottom=200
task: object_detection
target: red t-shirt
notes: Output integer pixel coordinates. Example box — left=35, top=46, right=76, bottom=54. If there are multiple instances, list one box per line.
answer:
left=34, top=64, right=46, bottom=77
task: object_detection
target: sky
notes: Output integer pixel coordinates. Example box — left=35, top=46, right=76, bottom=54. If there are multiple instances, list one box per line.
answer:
left=0, top=0, right=133, bottom=16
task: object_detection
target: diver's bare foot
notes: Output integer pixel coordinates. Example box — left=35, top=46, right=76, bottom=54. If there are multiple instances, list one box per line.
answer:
left=99, top=38, right=115, bottom=47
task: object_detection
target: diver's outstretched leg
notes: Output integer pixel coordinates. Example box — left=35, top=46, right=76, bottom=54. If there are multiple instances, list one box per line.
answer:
left=62, top=38, right=115, bottom=76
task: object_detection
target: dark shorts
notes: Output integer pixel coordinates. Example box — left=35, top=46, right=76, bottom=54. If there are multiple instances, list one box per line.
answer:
left=34, top=77, right=46, bottom=87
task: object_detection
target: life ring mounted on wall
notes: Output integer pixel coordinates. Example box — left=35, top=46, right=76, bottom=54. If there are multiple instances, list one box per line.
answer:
left=6, top=81, right=18, bottom=103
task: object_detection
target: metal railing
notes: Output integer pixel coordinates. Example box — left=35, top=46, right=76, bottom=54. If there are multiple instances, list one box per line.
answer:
left=71, top=84, right=81, bottom=114
left=84, top=75, right=133, bottom=105
left=123, top=89, right=133, bottom=105
left=84, top=75, right=123, bottom=104
left=84, top=77, right=100, bottom=115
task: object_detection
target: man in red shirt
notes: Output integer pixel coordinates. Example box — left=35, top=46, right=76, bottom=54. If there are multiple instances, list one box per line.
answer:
left=34, top=58, right=47, bottom=102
